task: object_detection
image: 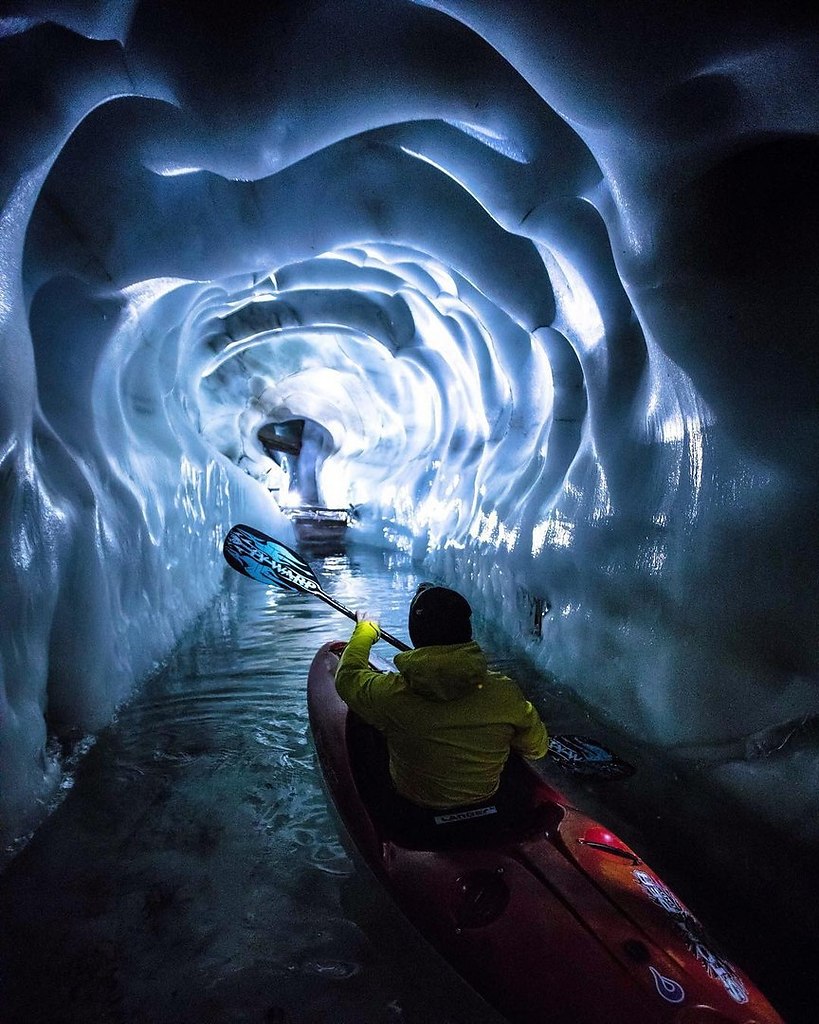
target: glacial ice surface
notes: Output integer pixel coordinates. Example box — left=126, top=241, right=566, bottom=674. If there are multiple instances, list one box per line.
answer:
left=1, top=0, right=817, bottom=967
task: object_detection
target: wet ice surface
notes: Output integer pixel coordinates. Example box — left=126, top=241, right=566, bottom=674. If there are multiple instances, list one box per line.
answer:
left=0, top=545, right=812, bottom=1024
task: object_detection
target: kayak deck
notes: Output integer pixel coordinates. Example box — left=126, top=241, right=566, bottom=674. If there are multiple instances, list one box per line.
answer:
left=308, top=640, right=784, bottom=1024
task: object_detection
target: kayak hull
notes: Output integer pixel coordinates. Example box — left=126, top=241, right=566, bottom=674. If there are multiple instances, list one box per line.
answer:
left=307, top=641, right=783, bottom=1024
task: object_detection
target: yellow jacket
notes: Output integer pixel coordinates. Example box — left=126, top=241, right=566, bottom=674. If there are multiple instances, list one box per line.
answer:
left=335, top=621, right=549, bottom=809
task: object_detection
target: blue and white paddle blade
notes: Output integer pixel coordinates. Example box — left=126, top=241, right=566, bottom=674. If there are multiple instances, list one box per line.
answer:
left=548, top=734, right=635, bottom=779
left=223, top=524, right=322, bottom=595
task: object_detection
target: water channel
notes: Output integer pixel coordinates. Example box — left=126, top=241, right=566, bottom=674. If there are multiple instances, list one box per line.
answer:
left=0, top=543, right=809, bottom=1023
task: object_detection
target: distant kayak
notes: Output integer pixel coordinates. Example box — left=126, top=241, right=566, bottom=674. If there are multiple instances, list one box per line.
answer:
left=280, top=504, right=350, bottom=550
left=307, top=640, right=784, bottom=1024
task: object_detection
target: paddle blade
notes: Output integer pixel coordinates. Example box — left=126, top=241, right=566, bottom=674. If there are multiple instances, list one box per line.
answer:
left=223, top=523, right=323, bottom=596
left=548, top=734, right=635, bottom=780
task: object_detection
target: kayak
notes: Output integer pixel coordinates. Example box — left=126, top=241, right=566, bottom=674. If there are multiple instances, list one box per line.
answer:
left=307, top=640, right=784, bottom=1024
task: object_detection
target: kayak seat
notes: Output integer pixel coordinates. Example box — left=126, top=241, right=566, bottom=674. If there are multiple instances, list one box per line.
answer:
left=346, top=711, right=563, bottom=851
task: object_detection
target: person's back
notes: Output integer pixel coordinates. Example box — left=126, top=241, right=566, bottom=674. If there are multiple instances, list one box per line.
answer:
left=335, top=583, right=548, bottom=810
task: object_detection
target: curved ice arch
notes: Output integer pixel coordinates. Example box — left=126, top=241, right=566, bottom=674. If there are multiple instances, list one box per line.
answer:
left=1, top=0, right=816, bottom=861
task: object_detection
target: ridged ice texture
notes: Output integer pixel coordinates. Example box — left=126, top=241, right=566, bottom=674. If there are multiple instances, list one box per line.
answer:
left=1, top=2, right=817, bottom=848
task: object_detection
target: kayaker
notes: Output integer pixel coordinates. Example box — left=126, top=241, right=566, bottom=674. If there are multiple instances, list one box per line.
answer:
left=334, top=583, right=548, bottom=829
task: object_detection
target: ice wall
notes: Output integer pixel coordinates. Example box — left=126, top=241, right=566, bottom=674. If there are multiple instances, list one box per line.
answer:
left=1, top=2, right=817, bottom=852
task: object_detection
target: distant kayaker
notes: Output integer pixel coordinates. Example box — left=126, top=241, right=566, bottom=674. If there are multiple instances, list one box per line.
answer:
left=334, top=583, right=548, bottom=822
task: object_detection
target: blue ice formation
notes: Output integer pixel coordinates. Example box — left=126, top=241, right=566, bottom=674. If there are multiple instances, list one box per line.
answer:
left=1, top=2, right=817, bottom=853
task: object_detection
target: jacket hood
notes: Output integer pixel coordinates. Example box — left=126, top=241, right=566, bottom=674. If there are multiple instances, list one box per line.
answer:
left=393, top=641, right=488, bottom=701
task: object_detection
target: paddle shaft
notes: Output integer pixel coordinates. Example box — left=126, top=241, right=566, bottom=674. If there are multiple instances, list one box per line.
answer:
left=310, top=586, right=411, bottom=652
left=310, top=580, right=632, bottom=776
left=308, top=585, right=635, bottom=775
left=223, top=524, right=634, bottom=777
left=315, top=591, right=633, bottom=776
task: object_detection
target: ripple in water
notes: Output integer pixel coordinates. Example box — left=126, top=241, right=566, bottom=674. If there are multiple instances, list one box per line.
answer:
left=2, top=543, right=801, bottom=1022
left=0, top=545, right=507, bottom=1024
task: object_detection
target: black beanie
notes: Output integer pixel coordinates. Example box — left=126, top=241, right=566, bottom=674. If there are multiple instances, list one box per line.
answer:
left=408, top=585, right=472, bottom=648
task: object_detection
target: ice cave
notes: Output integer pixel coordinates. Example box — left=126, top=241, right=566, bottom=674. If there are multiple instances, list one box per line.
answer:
left=0, top=2, right=817, bottom=1022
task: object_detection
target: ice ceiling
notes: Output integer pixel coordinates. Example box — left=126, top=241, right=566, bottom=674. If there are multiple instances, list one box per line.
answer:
left=1, top=1, right=818, bottom=852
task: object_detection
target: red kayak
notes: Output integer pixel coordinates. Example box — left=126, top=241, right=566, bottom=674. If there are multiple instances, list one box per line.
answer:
left=307, top=641, right=784, bottom=1024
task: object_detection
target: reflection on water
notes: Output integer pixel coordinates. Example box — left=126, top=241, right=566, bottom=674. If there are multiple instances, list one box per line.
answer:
left=0, top=547, right=506, bottom=1024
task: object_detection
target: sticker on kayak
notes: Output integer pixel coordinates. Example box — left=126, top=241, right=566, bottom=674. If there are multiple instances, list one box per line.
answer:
left=634, top=870, right=749, bottom=1004
left=434, top=805, right=498, bottom=825
left=548, top=735, right=636, bottom=779
left=223, top=525, right=321, bottom=594
left=649, top=967, right=685, bottom=1003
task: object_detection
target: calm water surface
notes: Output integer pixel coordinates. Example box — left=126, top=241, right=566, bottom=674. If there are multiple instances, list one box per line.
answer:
left=0, top=548, right=509, bottom=1024
left=0, top=545, right=812, bottom=1023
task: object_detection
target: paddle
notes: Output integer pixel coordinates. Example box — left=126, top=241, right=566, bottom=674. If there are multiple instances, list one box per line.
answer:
left=222, top=523, right=635, bottom=779
left=223, top=522, right=410, bottom=651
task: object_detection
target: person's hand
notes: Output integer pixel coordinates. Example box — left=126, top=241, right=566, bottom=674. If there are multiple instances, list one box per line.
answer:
left=355, top=609, right=379, bottom=628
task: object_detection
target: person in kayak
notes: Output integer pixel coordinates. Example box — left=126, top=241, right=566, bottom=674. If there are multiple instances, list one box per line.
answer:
left=334, top=583, right=548, bottom=826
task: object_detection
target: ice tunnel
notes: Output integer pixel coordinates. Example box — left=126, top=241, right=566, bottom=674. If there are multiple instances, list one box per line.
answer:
left=1, top=0, right=818, bottom=983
